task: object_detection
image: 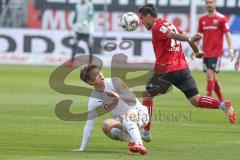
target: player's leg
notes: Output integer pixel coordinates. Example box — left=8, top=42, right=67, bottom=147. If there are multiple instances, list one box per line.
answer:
left=212, top=57, right=224, bottom=100
left=142, top=73, right=156, bottom=142
left=83, top=34, right=93, bottom=64
left=214, top=76, right=224, bottom=101
left=121, top=110, right=143, bottom=145
left=142, top=91, right=153, bottom=142
left=71, top=32, right=81, bottom=63
left=189, top=95, right=236, bottom=123
left=129, top=107, right=149, bottom=155
left=102, top=119, right=131, bottom=142
left=121, top=109, right=148, bottom=155
left=204, top=58, right=215, bottom=97
left=87, top=35, right=93, bottom=64
left=206, top=69, right=215, bottom=97
left=172, top=69, right=236, bottom=123
left=142, top=73, right=173, bottom=142
left=171, top=69, right=218, bottom=109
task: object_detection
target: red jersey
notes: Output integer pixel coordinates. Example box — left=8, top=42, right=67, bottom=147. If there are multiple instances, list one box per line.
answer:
left=198, top=12, right=230, bottom=58
left=151, top=18, right=188, bottom=74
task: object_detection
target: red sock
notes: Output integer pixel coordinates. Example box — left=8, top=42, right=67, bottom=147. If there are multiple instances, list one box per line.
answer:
left=207, top=80, right=215, bottom=97
left=143, top=99, right=153, bottom=131
left=198, top=96, right=220, bottom=109
left=214, top=80, right=223, bottom=101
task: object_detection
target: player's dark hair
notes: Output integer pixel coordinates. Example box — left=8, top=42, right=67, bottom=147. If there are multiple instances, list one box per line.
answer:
left=80, top=64, right=99, bottom=83
left=137, top=4, right=157, bottom=18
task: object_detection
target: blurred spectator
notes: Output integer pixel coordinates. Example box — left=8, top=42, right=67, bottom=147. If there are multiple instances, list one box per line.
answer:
left=70, top=0, right=94, bottom=65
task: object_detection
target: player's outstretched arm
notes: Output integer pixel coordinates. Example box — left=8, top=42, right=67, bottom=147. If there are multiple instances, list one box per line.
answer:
left=79, top=119, right=95, bottom=151
left=182, top=32, right=204, bottom=59
left=167, top=32, right=204, bottom=58
left=77, top=100, right=99, bottom=152
left=225, top=32, right=234, bottom=61
left=235, top=50, right=240, bottom=71
left=184, top=32, right=202, bottom=60
left=167, top=31, right=202, bottom=43
left=72, top=118, right=95, bottom=152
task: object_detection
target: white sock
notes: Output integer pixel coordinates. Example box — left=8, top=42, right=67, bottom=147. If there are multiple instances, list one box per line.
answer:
left=109, top=128, right=131, bottom=142
left=122, top=119, right=143, bottom=145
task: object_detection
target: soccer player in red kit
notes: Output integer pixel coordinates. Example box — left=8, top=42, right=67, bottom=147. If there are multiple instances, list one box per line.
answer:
left=196, top=0, right=234, bottom=100
left=137, top=4, right=236, bottom=142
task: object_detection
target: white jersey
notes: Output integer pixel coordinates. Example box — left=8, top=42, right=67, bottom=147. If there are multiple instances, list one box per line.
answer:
left=79, top=78, right=147, bottom=150
left=88, top=78, right=145, bottom=118
left=73, top=0, right=94, bottom=34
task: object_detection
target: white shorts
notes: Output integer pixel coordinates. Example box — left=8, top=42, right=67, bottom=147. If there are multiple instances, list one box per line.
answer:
left=113, top=105, right=149, bottom=129
left=129, top=105, right=149, bottom=129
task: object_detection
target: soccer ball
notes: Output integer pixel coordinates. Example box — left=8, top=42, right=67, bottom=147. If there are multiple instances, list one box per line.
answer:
left=120, top=12, right=139, bottom=32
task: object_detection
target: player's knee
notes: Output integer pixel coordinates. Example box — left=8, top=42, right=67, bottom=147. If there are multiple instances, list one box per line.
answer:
left=189, top=95, right=200, bottom=107
left=102, top=119, right=113, bottom=134
left=143, top=91, right=153, bottom=100
left=102, top=119, right=121, bottom=134
left=206, top=70, right=214, bottom=80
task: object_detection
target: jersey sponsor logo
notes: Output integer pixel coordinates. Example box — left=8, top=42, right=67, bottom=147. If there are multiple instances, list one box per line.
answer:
left=104, top=98, right=119, bottom=111
left=159, top=26, right=168, bottom=33
left=213, top=19, right=219, bottom=25
left=203, top=26, right=218, bottom=30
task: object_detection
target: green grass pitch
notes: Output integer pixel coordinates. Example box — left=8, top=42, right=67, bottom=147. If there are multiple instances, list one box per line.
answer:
left=0, top=65, right=239, bottom=160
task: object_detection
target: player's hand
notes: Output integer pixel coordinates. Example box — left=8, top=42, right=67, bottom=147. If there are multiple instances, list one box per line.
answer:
left=71, top=148, right=85, bottom=152
left=235, top=59, right=240, bottom=71
left=191, top=33, right=202, bottom=43
left=190, top=52, right=195, bottom=60
left=195, top=51, right=204, bottom=59
left=229, top=49, right=234, bottom=61
left=106, top=90, right=120, bottom=100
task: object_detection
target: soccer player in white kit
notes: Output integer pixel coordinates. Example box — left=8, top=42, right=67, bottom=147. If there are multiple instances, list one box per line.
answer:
left=73, top=65, right=149, bottom=155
